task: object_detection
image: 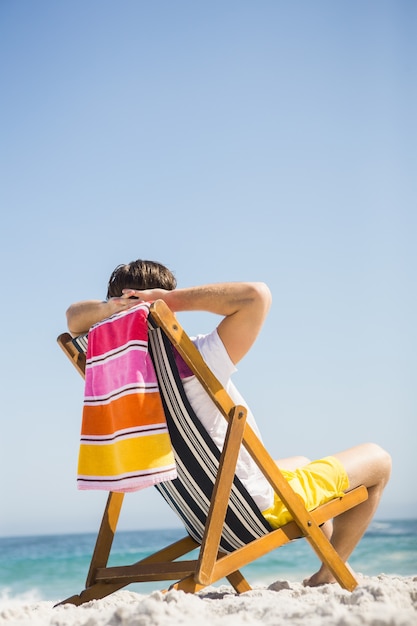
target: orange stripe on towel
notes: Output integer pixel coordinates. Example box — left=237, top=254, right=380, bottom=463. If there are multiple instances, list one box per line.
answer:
left=81, top=392, right=167, bottom=436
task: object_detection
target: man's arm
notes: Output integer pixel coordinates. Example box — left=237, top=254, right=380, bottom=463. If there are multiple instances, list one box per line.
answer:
left=122, top=282, right=272, bottom=364
left=66, top=282, right=271, bottom=363
left=66, top=297, right=140, bottom=336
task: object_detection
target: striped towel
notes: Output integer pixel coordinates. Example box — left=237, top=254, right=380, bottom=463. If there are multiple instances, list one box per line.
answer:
left=78, top=302, right=180, bottom=492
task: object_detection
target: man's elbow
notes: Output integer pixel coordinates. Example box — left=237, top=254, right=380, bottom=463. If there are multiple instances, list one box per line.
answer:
left=66, top=307, right=82, bottom=337
left=253, top=282, right=272, bottom=314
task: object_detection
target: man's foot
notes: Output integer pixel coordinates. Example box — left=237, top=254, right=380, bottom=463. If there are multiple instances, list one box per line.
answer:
left=303, top=571, right=336, bottom=587
left=303, top=563, right=358, bottom=587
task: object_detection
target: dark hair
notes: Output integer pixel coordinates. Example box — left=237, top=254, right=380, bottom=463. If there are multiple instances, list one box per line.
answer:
left=106, top=259, right=177, bottom=299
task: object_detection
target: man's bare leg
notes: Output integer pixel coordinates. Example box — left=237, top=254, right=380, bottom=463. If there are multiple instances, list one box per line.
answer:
left=304, top=442, right=391, bottom=586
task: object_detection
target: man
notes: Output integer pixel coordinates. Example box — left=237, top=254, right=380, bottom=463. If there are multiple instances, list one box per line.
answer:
left=66, top=259, right=391, bottom=586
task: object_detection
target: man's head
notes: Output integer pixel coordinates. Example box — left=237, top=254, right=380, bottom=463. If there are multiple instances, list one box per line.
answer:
left=106, top=259, right=177, bottom=299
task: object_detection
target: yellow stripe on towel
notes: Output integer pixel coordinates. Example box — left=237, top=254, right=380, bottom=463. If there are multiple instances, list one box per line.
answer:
left=78, top=432, right=176, bottom=477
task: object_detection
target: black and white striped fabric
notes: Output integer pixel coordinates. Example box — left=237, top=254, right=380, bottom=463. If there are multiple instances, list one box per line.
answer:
left=70, top=319, right=273, bottom=554
left=72, top=334, right=88, bottom=354
left=147, top=317, right=272, bottom=553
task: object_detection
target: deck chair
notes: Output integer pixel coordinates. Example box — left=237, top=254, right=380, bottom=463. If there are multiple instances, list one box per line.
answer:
left=56, top=300, right=368, bottom=606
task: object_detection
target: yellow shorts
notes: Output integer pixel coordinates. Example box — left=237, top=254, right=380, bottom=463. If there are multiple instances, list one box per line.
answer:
left=262, top=456, right=349, bottom=529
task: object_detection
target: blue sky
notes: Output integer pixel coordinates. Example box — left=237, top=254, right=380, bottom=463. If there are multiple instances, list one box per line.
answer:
left=1, top=1, right=416, bottom=537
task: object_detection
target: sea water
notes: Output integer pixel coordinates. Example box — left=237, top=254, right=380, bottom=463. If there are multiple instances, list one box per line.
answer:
left=0, top=519, right=415, bottom=603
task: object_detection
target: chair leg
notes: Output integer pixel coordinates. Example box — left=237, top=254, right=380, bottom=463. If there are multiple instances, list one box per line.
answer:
left=54, top=581, right=128, bottom=607
left=226, top=570, right=252, bottom=593
left=169, top=568, right=251, bottom=595
left=86, top=492, right=125, bottom=587
left=55, top=492, right=125, bottom=606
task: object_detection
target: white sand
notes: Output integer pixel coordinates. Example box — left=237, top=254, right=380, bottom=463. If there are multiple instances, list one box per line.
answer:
left=0, top=575, right=416, bottom=626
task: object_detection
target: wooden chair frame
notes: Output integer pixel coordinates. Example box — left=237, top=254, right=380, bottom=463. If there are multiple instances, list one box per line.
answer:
left=56, top=300, right=368, bottom=606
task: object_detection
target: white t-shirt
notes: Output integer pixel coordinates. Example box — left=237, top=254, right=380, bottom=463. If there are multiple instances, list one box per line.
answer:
left=181, top=328, right=274, bottom=512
